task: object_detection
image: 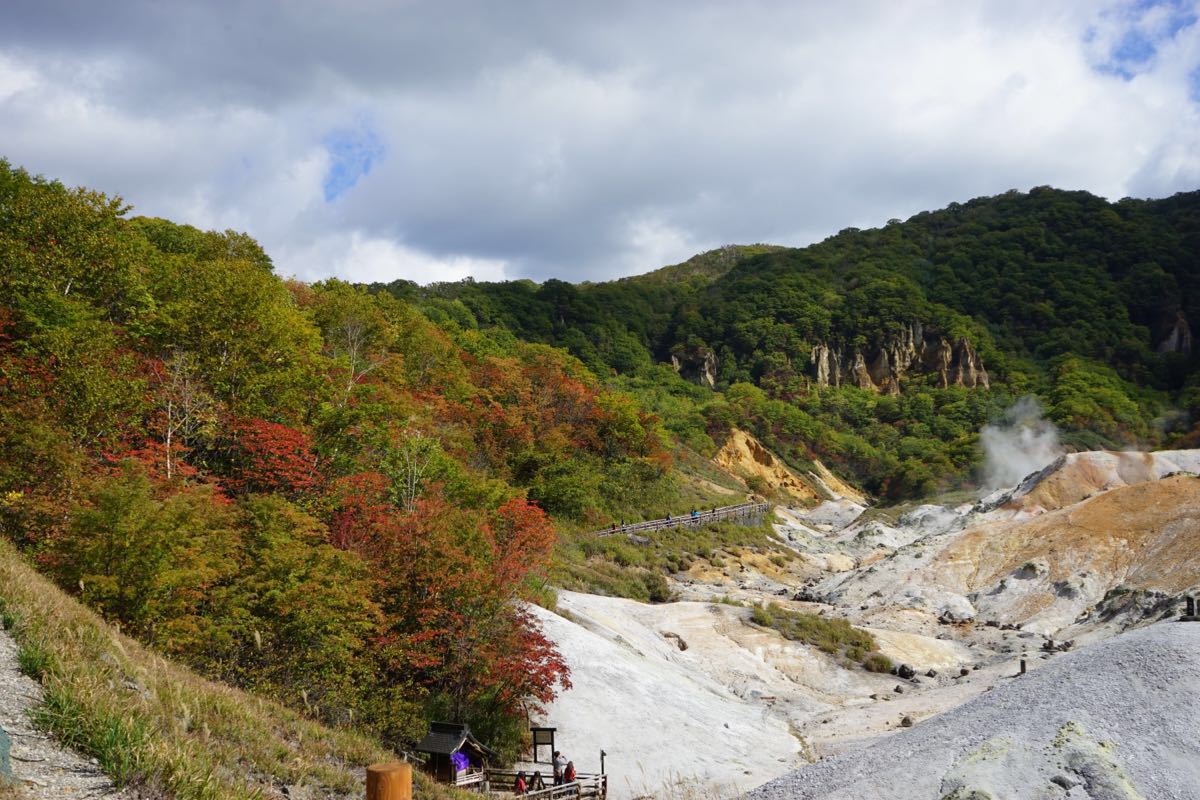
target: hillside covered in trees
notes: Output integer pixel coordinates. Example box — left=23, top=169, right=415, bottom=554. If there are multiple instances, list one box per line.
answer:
left=0, top=160, right=688, bottom=758
left=375, top=187, right=1200, bottom=498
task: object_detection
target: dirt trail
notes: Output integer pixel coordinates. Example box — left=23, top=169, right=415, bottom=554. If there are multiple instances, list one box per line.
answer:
left=0, top=628, right=130, bottom=798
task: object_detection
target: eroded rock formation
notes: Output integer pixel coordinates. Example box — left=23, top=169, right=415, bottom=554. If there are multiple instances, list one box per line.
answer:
left=670, top=348, right=718, bottom=388
left=711, top=428, right=819, bottom=504
left=1156, top=310, right=1193, bottom=355
left=811, top=322, right=988, bottom=394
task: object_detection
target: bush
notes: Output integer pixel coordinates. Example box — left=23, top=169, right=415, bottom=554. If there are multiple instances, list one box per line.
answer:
left=641, top=571, right=673, bottom=603
left=862, top=653, right=894, bottom=673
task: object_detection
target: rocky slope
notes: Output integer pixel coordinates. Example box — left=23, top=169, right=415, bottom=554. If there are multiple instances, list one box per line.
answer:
left=749, top=623, right=1200, bottom=800
left=710, top=428, right=867, bottom=506
left=800, top=451, right=1200, bottom=637
left=536, top=448, right=1200, bottom=799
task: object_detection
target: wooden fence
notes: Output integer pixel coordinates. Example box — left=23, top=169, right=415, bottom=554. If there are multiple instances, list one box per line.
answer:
left=475, top=770, right=607, bottom=800
left=593, top=502, right=769, bottom=538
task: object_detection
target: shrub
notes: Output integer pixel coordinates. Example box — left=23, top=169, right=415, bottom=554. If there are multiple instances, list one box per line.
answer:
left=862, top=653, right=894, bottom=673
left=642, top=571, right=673, bottom=603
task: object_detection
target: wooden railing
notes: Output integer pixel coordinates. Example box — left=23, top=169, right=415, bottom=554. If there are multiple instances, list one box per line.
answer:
left=482, top=770, right=607, bottom=800
left=455, top=772, right=487, bottom=789
left=593, top=502, right=769, bottom=538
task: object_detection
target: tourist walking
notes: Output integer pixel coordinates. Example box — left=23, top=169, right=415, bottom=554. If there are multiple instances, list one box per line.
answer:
left=553, top=751, right=567, bottom=785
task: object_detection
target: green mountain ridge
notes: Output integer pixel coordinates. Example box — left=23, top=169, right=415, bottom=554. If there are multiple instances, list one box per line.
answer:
left=373, top=186, right=1200, bottom=498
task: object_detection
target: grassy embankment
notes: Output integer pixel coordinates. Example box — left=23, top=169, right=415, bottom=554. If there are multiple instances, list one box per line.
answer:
left=550, top=447, right=810, bottom=602
left=0, top=538, right=460, bottom=800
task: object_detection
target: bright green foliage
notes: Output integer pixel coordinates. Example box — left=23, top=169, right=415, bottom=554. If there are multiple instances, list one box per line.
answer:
left=53, top=466, right=238, bottom=639
left=147, top=254, right=324, bottom=420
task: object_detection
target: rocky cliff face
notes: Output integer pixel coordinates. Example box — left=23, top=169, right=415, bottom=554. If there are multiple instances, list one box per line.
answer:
left=670, top=349, right=718, bottom=388
left=1156, top=310, right=1193, bottom=355
left=811, top=323, right=988, bottom=394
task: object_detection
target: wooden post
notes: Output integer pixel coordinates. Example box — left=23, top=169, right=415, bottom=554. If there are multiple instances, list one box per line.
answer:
left=367, top=762, right=412, bottom=800
left=1019, top=658, right=1027, bottom=675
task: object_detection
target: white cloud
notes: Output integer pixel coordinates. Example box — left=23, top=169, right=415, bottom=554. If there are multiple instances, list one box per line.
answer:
left=1, top=1, right=1197, bottom=284
left=277, top=231, right=509, bottom=285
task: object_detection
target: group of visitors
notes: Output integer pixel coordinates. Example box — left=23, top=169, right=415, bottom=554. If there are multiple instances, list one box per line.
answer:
left=513, top=751, right=576, bottom=795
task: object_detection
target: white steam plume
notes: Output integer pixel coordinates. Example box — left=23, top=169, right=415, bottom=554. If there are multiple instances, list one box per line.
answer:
left=980, top=396, right=1063, bottom=490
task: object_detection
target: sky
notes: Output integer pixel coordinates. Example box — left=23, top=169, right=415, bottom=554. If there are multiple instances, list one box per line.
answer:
left=1, top=1, right=1199, bottom=285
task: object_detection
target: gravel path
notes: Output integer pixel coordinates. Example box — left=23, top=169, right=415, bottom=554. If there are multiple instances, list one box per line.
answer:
left=748, top=622, right=1200, bottom=800
left=0, top=628, right=131, bottom=798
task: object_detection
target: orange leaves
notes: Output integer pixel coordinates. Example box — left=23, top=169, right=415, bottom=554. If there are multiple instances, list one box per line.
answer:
left=491, top=497, right=556, bottom=592
left=327, top=479, right=569, bottom=720
left=223, top=417, right=321, bottom=498
left=440, top=345, right=667, bottom=484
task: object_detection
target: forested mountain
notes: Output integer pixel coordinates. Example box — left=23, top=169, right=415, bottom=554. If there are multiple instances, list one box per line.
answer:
left=375, top=187, right=1200, bottom=498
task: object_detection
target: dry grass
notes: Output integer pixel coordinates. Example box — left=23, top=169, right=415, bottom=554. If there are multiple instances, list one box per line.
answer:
left=0, top=783, right=28, bottom=799
left=0, top=538, right=461, bottom=800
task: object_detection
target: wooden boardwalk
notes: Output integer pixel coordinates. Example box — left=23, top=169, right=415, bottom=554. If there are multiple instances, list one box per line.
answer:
left=466, top=770, right=607, bottom=800
left=593, top=502, right=769, bottom=538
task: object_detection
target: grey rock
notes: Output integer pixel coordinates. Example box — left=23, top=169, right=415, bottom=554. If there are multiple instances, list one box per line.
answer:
left=1049, top=774, right=1078, bottom=790
left=0, top=723, right=10, bottom=779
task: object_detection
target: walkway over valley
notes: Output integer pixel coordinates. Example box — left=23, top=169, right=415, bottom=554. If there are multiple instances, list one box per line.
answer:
left=593, top=502, right=770, bottom=537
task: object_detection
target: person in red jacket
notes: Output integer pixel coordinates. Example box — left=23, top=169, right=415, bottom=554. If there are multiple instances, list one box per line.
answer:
left=564, top=761, right=577, bottom=783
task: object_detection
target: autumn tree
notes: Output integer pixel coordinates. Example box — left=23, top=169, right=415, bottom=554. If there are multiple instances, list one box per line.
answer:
left=222, top=417, right=321, bottom=498
left=153, top=351, right=217, bottom=480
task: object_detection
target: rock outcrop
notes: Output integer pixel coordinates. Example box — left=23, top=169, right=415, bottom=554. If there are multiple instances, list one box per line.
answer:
left=712, top=428, right=820, bottom=504
left=811, top=323, right=988, bottom=394
left=1156, top=310, right=1193, bottom=355
left=670, top=348, right=718, bottom=388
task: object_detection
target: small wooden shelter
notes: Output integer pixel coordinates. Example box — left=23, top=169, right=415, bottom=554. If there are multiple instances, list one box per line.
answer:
left=415, top=722, right=498, bottom=784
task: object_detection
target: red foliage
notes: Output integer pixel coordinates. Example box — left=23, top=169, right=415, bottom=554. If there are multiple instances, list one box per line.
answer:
left=223, top=417, right=321, bottom=497
left=327, top=471, right=391, bottom=554
left=104, top=439, right=200, bottom=484
left=346, top=490, right=569, bottom=718
left=490, top=497, right=556, bottom=592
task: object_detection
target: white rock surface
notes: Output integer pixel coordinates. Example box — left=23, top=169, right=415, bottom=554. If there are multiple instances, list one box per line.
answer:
left=530, top=593, right=810, bottom=800
left=539, top=451, right=1200, bottom=798
left=749, top=622, right=1200, bottom=800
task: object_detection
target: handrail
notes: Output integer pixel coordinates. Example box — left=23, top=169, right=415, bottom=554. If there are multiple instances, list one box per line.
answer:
left=484, top=771, right=607, bottom=799
left=593, top=502, right=769, bottom=537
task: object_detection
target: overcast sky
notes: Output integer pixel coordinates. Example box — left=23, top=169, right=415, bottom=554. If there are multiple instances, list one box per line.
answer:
left=2, top=1, right=1198, bottom=284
